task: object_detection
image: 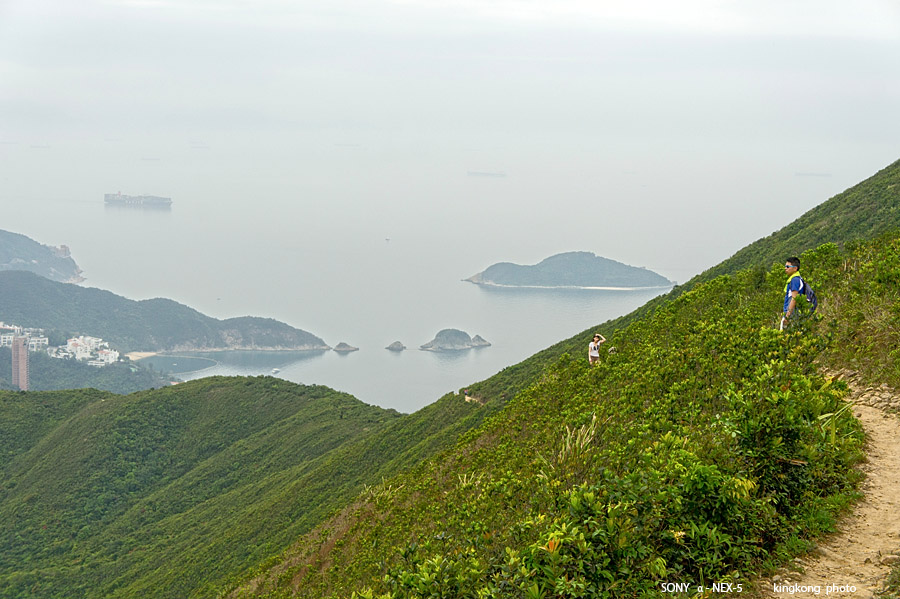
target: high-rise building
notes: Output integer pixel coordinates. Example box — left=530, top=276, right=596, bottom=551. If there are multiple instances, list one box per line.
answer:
left=11, top=337, right=29, bottom=391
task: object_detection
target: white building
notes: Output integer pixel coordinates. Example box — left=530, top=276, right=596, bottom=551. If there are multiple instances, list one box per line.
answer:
left=1, top=324, right=48, bottom=352
left=0, top=322, right=22, bottom=336
left=64, top=336, right=118, bottom=365
left=82, top=336, right=105, bottom=351
left=28, top=337, right=49, bottom=352
left=96, top=349, right=119, bottom=365
left=66, top=338, right=94, bottom=361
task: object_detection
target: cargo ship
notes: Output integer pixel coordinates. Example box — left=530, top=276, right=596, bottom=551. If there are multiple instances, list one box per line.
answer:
left=104, top=192, right=172, bottom=206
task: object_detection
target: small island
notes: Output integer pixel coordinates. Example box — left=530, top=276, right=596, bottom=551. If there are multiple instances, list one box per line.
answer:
left=420, top=329, right=491, bottom=352
left=385, top=341, right=406, bottom=352
left=465, top=251, right=673, bottom=290
left=333, top=342, right=359, bottom=353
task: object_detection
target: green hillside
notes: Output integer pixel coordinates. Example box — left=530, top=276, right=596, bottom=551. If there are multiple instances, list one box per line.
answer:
left=1, top=159, right=897, bottom=598
left=229, top=231, right=900, bottom=598
left=0, top=374, right=504, bottom=599
left=701, top=159, right=900, bottom=280
left=220, top=158, right=900, bottom=598
left=463, top=157, right=900, bottom=408
left=0, top=378, right=401, bottom=598
left=0, top=270, right=328, bottom=352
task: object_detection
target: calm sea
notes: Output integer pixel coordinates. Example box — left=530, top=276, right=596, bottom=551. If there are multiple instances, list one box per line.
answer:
left=7, top=196, right=668, bottom=413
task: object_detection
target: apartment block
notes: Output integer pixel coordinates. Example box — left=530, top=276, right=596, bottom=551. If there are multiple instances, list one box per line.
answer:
left=11, top=337, right=29, bottom=391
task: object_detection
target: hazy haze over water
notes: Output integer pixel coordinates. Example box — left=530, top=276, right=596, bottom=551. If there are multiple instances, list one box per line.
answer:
left=2, top=0, right=899, bottom=409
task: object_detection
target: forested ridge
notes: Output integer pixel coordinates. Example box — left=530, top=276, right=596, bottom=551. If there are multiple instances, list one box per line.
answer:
left=0, top=270, right=328, bottom=352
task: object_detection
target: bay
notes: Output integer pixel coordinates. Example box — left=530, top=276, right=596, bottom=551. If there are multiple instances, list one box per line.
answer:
left=6, top=189, right=669, bottom=413
left=140, top=284, right=664, bottom=413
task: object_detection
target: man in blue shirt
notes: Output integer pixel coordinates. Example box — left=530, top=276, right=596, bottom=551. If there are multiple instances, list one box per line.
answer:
left=781, top=256, right=803, bottom=330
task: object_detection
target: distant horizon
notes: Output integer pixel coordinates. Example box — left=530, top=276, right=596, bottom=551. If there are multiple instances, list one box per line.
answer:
left=2, top=0, right=898, bottom=296
left=2, top=0, right=898, bottom=408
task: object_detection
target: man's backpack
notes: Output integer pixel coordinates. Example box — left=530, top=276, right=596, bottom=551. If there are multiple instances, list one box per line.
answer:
left=798, top=276, right=818, bottom=313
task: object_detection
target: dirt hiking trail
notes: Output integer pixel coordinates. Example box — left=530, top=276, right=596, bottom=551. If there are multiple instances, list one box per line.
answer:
left=761, top=369, right=900, bottom=599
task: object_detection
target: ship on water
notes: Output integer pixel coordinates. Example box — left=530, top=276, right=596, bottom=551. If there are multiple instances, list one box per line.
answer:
left=104, top=192, right=172, bottom=206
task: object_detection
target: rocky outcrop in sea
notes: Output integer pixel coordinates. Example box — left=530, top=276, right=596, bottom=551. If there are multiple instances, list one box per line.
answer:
left=420, top=329, right=490, bottom=352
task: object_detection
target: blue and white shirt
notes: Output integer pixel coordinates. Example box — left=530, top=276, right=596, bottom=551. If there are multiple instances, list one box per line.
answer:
left=784, top=273, right=804, bottom=312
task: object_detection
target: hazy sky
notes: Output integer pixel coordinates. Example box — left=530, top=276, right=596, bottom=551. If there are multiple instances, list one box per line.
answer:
left=2, top=0, right=900, bottom=281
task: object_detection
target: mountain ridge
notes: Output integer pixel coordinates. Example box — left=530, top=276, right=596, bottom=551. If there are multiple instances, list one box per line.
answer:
left=0, top=270, right=329, bottom=353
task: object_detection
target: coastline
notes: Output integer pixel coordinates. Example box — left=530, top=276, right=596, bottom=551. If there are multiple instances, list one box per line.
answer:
left=126, top=346, right=330, bottom=361
left=464, top=280, right=674, bottom=292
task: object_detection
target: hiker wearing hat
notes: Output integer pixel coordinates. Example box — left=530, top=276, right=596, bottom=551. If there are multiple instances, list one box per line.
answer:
left=588, top=333, right=606, bottom=365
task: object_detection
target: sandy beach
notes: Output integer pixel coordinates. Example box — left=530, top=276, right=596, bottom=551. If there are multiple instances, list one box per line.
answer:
left=125, top=351, right=158, bottom=361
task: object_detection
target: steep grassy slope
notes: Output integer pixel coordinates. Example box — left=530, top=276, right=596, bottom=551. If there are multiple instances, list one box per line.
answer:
left=701, top=159, right=900, bottom=280
left=2, top=160, right=896, bottom=598
left=464, top=157, right=900, bottom=408
left=230, top=231, right=900, bottom=598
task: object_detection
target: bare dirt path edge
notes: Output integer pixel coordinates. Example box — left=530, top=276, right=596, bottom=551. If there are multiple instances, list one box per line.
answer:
left=761, top=371, right=900, bottom=599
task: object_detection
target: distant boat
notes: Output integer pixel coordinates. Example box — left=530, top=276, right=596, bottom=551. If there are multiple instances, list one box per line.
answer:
left=271, top=368, right=280, bottom=374
left=104, top=192, right=172, bottom=206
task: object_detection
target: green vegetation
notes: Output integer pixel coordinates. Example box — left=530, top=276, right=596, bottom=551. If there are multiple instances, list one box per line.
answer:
left=808, top=235, right=900, bottom=389
left=465, top=157, right=900, bottom=408
left=231, top=232, right=900, bottom=598
left=0, top=378, right=401, bottom=598
left=0, top=388, right=105, bottom=463
left=0, top=347, right=174, bottom=394
left=0, top=270, right=328, bottom=352
left=0, top=375, right=503, bottom=598
left=0, top=159, right=897, bottom=598
left=467, top=252, right=672, bottom=288
left=700, top=158, right=900, bottom=281
left=0, top=229, right=82, bottom=283
left=883, top=564, right=900, bottom=599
